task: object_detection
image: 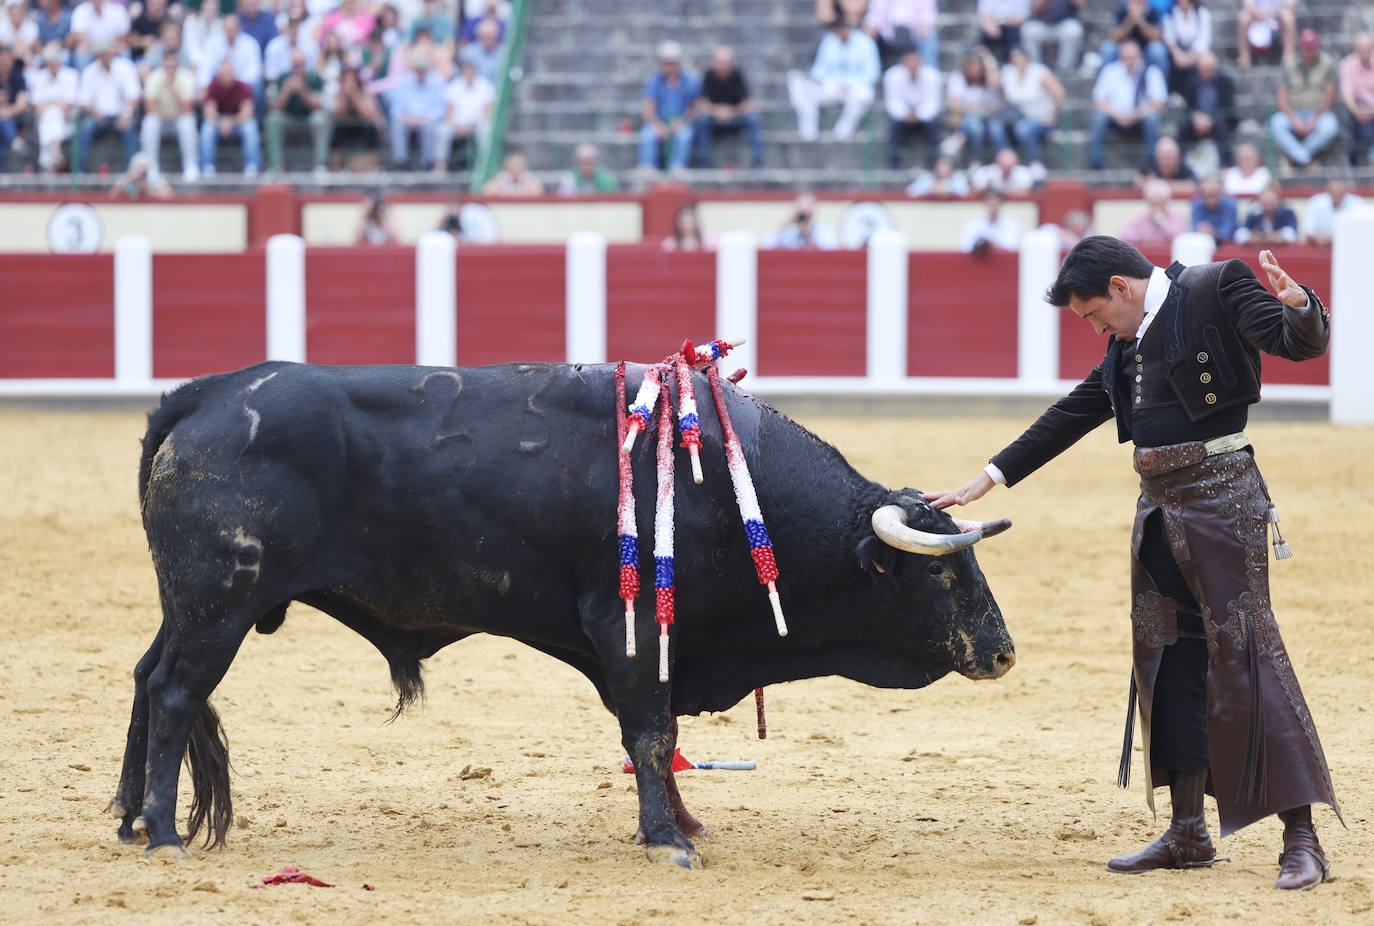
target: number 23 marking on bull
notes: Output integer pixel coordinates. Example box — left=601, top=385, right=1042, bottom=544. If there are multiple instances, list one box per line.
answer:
left=410, top=364, right=553, bottom=454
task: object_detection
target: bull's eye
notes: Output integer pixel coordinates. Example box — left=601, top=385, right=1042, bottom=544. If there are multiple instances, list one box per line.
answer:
left=927, top=563, right=945, bottom=577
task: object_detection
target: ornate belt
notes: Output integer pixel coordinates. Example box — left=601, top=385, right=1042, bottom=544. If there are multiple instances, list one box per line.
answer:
left=1133, top=431, right=1249, bottom=479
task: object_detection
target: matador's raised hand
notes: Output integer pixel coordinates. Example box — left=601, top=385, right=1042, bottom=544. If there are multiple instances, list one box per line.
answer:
left=1259, top=249, right=1311, bottom=309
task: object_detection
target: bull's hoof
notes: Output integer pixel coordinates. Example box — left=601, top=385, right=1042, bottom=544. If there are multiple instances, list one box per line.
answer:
left=106, top=798, right=127, bottom=820
left=645, top=845, right=702, bottom=870
left=145, top=843, right=187, bottom=861
left=132, top=815, right=147, bottom=834
left=117, top=826, right=149, bottom=846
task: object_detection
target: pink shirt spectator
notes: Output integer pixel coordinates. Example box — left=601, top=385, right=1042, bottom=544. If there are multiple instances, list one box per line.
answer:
left=864, top=0, right=937, bottom=40
left=1119, top=207, right=1187, bottom=247
left=1339, top=49, right=1374, bottom=109
left=320, top=7, right=375, bottom=49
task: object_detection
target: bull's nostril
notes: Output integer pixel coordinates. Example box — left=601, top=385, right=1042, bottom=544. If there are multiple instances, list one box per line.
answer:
left=995, top=652, right=1015, bottom=671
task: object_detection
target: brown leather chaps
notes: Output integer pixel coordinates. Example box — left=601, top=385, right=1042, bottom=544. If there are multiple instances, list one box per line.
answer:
left=1123, top=443, right=1342, bottom=837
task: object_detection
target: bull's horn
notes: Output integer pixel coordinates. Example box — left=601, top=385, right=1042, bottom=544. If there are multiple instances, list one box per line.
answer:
left=871, top=505, right=982, bottom=556
left=951, top=516, right=1013, bottom=538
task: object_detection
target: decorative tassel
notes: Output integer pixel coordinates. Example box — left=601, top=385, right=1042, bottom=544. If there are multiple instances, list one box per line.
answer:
left=1236, top=614, right=1268, bottom=806
left=1118, top=674, right=1137, bottom=789
left=755, top=688, right=767, bottom=740
left=674, top=358, right=704, bottom=484
left=694, top=338, right=743, bottom=364
left=1268, top=505, right=1293, bottom=560
left=614, top=364, right=639, bottom=658
left=705, top=365, right=787, bottom=637
left=653, top=370, right=676, bottom=683
left=622, top=368, right=662, bottom=454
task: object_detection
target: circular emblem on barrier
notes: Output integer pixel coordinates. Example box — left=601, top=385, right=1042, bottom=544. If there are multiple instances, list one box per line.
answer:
left=839, top=201, right=896, bottom=248
left=459, top=203, right=501, bottom=244
left=47, top=202, right=104, bottom=254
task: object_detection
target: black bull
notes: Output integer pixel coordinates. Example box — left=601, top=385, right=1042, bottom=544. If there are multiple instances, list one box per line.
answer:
left=111, top=361, right=1015, bottom=868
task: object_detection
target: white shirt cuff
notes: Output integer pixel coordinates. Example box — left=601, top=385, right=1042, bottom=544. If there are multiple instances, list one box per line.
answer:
left=984, top=463, right=1006, bottom=486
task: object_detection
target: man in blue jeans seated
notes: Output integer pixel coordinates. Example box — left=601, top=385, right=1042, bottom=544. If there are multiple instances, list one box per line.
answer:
left=638, top=40, right=698, bottom=171
left=693, top=45, right=762, bottom=168
left=1090, top=39, right=1165, bottom=170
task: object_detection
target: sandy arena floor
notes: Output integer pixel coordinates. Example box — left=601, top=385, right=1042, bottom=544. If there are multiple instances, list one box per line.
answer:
left=1, top=401, right=1371, bottom=926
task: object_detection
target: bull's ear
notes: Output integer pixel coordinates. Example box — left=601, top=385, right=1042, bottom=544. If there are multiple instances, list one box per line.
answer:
left=856, top=535, right=897, bottom=576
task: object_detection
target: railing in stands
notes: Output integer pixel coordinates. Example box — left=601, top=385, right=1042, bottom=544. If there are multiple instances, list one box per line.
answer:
left=470, top=0, right=531, bottom=193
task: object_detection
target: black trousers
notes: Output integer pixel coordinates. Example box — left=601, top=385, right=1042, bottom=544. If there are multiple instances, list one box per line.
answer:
left=1139, top=512, right=1211, bottom=771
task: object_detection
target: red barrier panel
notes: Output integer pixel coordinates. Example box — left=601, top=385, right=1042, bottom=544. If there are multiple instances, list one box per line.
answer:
left=1060, top=248, right=1331, bottom=386
left=153, top=253, right=266, bottom=379
left=456, top=245, right=565, bottom=364
left=0, top=254, right=113, bottom=378
left=756, top=250, right=867, bottom=376
left=908, top=252, right=1019, bottom=378
left=606, top=246, right=715, bottom=362
left=306, top=247, right=415, bottom=365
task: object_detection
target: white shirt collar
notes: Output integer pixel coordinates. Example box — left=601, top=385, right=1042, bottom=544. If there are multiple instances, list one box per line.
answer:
left=1135, top=265, right=1171, bottom=341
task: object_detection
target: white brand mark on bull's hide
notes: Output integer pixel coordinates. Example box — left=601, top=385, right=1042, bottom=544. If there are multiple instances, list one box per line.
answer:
left=223, top=527, right=264, bottom=589
left=241, top=371, right=278, bottom=446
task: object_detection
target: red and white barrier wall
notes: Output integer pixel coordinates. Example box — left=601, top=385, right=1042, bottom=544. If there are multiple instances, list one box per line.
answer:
left=2, top=223, right=1369, bottom=423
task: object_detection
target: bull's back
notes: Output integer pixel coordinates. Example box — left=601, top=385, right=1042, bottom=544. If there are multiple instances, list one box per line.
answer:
left=142, top=362, right=627, bottom=635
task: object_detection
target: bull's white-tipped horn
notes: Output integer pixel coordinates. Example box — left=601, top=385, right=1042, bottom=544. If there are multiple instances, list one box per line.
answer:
left=951, top=516, right=1013, bottom=538
left=871, top=505, right=982, bottom=556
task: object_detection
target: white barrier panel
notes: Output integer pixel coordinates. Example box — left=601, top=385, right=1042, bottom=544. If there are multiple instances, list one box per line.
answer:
left=565, top=230, right=607, bottom=364
left=866, top=229, right=908, bottom=382
left=1330, top=208, right=1374, bottom=424
left=715, top=230, right=757, bottom=376
left=265, top=234, right=306, bottom=363
left=1017, top=227, right=1060, bottom=385
left=1171, top=231, right=1216, bottom=266
left=113, top=235, right=152, bottom=386
left=415, top=230, right=458, bottom=367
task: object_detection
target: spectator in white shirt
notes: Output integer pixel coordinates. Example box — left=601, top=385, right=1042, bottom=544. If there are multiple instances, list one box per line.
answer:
left=1088, top=39, right=1165, bottom=170
left=1162, top=0, right=1212, bottom=95
left=999, top=44, right=1062, bottom=177
left=1302, top=176, right=1367, bottom=246
left=787, top=16, right=881, bottom=140
left=863, top=0, right=938, bottom=70
left=140, top=47, right=199, bottom=182
left=264, top=13, right=320, bottom=84
left=29, top=42, right=78, bottom=172
left=0, top=0, right=41, bottom=64
left=76, top=39, right=140, bottom=172
left=961, top=188, right=1023, bottom=254
left=944, top=46, right=1009, bottom=165
left=883, top=46, right=942, bottom=169
left=197, top=13, right=262, bottom=102
left=69, top=0, right=130, bottom=69
left=977, top=0, right=1031, bottom=64
left=1222, top=141, right=1272, bottom=196
left=435, top=57, right=494, bottom=172
left=970, top=147, right=1035, bottom=194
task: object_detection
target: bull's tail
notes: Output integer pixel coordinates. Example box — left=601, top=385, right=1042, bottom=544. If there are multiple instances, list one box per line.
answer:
left=138, top=381, right=209, bottom=508
left=183, top=701, right=233, bottom=849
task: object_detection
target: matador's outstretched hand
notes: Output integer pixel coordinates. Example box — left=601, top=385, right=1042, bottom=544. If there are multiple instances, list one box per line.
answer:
left=1259, top=249, right=1311, bottom=309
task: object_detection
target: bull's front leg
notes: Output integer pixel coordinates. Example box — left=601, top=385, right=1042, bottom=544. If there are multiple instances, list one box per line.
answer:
left=621, top=711, right=702, bottom=869
left=580, top=595, right=700, bottom=869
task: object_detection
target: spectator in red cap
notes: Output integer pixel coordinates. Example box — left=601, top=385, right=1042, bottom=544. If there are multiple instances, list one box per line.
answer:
left=1269, top=28, right=1339, bottom=170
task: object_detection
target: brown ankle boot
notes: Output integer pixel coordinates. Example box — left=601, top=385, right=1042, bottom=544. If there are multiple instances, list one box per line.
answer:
left=1108, top=769, right=1220, bottom=873
left=1275, top=805, right=1329, bottom=890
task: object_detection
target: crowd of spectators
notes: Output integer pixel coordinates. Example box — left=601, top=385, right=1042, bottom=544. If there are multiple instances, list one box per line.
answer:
left=0, top=0, right=509, bottom=178
left=3, top=0, right=1374, bottom=243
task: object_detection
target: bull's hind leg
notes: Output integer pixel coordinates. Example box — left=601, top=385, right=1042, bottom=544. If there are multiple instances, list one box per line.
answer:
left=110, top=625, right=165, bottom=844
left=136, top=613, right=255, bottom=858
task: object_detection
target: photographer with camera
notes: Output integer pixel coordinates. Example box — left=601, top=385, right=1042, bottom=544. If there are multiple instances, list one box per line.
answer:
left=765, top=191, right=839, bottom=249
